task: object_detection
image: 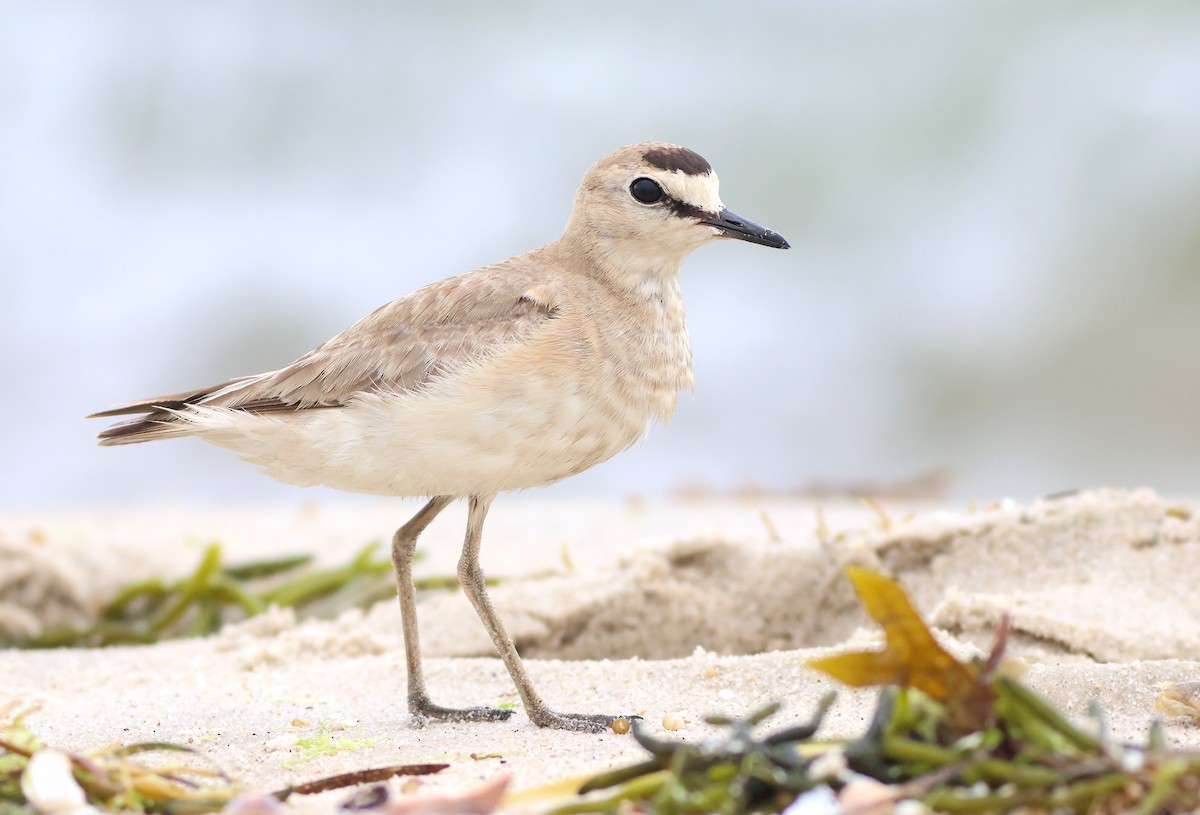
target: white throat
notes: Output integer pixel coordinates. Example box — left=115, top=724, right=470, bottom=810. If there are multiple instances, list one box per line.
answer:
left=592, top=242, right=690, bottom=299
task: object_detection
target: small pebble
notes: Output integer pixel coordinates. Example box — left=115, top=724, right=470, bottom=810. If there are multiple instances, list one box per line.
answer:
left=662, top=715, right=684, bottom=731
left=808, top=750, right=847, bottom=781
left=1119, top=747, right=1145, bottom=772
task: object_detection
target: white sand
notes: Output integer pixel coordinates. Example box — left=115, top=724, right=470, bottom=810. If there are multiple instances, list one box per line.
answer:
left=3, top=489, right=1200, bottom=812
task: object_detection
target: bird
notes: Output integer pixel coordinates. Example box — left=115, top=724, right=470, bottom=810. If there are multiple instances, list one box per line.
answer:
left=89, top=142, right=789, bottom=731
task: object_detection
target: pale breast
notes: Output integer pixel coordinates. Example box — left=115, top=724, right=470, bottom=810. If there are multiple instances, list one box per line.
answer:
left=586, top=275, right=694, bottom=425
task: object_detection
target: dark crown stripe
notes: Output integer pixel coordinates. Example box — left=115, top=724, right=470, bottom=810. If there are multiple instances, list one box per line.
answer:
left=643, top=146, right=712, bottom=176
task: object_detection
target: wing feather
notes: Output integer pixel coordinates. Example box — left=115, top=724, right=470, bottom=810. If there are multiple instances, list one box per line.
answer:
left=92, top=262, right=562, bottom=444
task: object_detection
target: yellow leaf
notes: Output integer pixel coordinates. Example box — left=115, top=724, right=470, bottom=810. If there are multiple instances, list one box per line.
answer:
left=809, top=567, right=978, bottom=704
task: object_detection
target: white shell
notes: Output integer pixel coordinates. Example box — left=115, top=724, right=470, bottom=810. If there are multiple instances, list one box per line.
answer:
left=20, top=749, right=99, bottom=815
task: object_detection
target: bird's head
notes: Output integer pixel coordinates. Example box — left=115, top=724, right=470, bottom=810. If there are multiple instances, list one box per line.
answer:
left=564, top=142, right=789, bottom=274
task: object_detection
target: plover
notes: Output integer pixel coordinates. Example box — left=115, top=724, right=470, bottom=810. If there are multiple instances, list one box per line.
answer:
left=90, top=142, right=789, bottom=731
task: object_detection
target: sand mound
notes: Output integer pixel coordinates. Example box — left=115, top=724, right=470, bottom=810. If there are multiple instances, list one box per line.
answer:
left=402, top=488, right=1200, bottom=663
left=0, top=532, right=93, bottom=640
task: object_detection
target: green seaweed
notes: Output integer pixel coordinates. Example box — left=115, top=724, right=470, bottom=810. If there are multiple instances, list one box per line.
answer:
left=283, top=727, right=375, bottom=770
left=11, top=541, right=483, bottom=649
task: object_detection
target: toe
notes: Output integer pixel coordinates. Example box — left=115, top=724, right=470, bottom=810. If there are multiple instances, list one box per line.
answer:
left=411, top=700, right=514, bottom=723
left=529, top=709, right=633, bottom=732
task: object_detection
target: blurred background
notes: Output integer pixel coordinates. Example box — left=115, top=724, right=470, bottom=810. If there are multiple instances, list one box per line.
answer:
left=3, top=0, right=1199, bottom=508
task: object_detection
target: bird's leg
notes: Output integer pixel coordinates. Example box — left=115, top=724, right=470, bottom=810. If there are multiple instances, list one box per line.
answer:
left=392, top=496, right=513, bottom=723
left=459, top=494, right=622, bottom=732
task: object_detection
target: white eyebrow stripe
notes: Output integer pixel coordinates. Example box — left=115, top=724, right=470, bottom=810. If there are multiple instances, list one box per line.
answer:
left=664, top=169, right=724, bottom=214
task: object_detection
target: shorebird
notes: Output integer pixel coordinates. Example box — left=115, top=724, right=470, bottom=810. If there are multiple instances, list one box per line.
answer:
left=90, top=142, right=789, bottom=731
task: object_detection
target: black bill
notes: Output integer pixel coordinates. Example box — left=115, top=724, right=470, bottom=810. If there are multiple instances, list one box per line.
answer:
left=702, top=208, right=790, bottom=249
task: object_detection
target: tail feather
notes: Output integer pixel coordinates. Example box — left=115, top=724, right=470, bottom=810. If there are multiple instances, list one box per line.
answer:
left=96, top=414, right=192, bottom=446
left=88, top=377, right=251, bottom=445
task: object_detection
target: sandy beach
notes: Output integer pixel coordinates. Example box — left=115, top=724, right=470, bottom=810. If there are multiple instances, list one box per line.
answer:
left=4, top=488, right=1200, bottom=812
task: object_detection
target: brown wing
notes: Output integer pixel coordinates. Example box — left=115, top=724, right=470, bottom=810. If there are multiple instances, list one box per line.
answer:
left=91, top=263, right=560, bottom=445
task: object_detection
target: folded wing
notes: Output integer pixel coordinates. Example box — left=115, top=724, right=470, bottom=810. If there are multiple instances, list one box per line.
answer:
left=90, top=266, right=560, bottom=445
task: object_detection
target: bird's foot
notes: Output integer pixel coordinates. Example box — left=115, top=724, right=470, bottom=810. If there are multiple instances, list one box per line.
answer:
left=527, top=709, right=635, bottom=732
left=409, top=697, right=514, bottom=724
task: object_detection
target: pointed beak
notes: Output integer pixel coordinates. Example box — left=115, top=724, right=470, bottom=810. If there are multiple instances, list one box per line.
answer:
left=702, top=208, right=790, bottom=249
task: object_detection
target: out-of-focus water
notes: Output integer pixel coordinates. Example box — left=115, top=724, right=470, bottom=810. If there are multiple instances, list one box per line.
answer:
left=3, top=1, right=1199, bottom=507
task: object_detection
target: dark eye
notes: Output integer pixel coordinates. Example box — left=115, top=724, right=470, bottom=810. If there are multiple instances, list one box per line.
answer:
left=630, top=177, right=664, bottom=204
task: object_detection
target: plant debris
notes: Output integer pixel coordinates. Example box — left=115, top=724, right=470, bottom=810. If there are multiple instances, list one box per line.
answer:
left=552, top=566, right=1200, bottom=814
left=1, top=703, right=448, bottom=814
left=10, top=541, right=489, bottom=649
left=282, top=763, right=448, bottom=796
left=1, top=706, right=238, bottom=814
